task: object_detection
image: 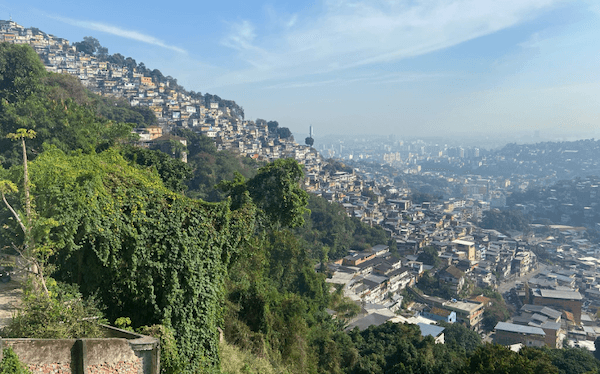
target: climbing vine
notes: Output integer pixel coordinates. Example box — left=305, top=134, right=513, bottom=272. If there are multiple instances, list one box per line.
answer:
left=6, top=147, right=255, bottom=372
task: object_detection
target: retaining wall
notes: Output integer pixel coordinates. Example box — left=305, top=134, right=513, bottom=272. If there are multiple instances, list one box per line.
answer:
left=0, top=326, right=159, bottom=374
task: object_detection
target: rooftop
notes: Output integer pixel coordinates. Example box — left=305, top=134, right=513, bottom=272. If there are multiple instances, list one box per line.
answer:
left=417, top=323, right=445, bottom=338
left=443, top=300, right=483, bottom=313
left=534, top=289, right=583, bottom=301
left=495, top=322, right=545, bottom=336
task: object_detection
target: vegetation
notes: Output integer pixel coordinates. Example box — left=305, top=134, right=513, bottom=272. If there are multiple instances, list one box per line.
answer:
left=4, top=42, right=600, bottom=374
left=479, top=290, right=511, bottom=332
left=171, top=128, right=259, bottom=201
left=417, top=271, right=452, bottom=299
left=24, top=148, right=254, bottom=372
left=3, top=280, right=106, bottom=339
left=479, top=209, right=531, bottom=234
left=417, top=246, right=442, bottom=268
left=0, top=347, right=31, bottom=374
left=295, top=194, right=393, bottom=261
left=220, top=341, right=289, bottom=374
left=138, top=325, right=183, bottom=374
left=0, top=44, right=136, bottom=169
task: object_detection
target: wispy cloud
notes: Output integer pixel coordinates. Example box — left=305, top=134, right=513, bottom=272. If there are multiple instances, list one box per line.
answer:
left=52, top=15, right=186, bottom=54
left=264, top=71, right=448, bottom=89
left=518, top=31, right=549, bottom=49
left=218, top=0, right=563, bottom=86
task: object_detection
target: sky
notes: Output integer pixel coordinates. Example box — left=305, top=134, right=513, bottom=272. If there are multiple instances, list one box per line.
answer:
left=3, top=0, right=600, bottom=141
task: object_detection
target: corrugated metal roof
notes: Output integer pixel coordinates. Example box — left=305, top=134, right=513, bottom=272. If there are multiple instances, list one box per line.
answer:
left=538, top=289, right=582, bottom=300
left=495, top=322, right=545, bottom=336
left=418, top=323, right=445, bottom=338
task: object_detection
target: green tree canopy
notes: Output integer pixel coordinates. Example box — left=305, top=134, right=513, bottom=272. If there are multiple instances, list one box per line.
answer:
left=220, top=158, right=309, bottom=229
left=0, top=43, right=46, bottom=104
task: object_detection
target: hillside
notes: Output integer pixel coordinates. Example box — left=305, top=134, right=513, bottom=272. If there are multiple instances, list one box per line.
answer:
left=2, top=27, right=600, bottom=374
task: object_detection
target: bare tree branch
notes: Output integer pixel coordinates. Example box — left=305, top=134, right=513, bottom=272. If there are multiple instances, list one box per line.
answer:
left=2, top=191, right=26, bottom=234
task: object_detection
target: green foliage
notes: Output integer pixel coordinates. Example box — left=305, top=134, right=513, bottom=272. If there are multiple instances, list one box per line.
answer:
left=417, top=246, right=442, bottom=268
left=73, top=36, right=103, bottom=55
left=3, top=280, right=106, bottom=339
left=329, top=285, right=360, bottom=321
left=460, top=345, right=558, bottom=374
left=417, top=271, right=452, bottom=299
left=224, top=228, right=333, bottom=372
left=114, top=317, right=132, bottom=330
left=0, top=44, right=139, bottom=169
left=220, top=158, right=309, bottom=229
left=120, top=145, right=192, bottom=193
left=44, top=73, right=90, bottom=106
left=347, top=322, right=465, bottom=374
left=266, top=121, right=278, bottom=133
left=0, top=43, right=46, bottom=104
left=220, top=340, right=290, bottom=374
left=439, top=322, right=482, bottom=354
left=323, top=159, right=353, bottom=174
left=295, top=194, right=391, bottom=260
left=3, top=148, right=255, bottom=372
left=479, top=209, right=531, bottom=234
left=89, top=94, right=156, bottom=127
left=595, top=336, right=600, bottom=360
left=277, top=127, right=292, bottom=139
left=138, top=325, right=184, bottom=374
left=410, top=191, right=442, bottom=204
left=481, top=303, right=510, bottom=332
left=543, top=346, right=600, bottom=374
left=172, top=128, right=258, bottom=201
left=0, top=347, right=31, bottom=374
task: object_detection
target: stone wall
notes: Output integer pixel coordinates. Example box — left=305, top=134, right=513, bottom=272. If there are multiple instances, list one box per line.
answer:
left=0, top=326, right=159, bottom=374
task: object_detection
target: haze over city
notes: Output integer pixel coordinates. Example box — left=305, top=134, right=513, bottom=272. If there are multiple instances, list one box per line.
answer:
left=4, top=0, right=599, bottom=140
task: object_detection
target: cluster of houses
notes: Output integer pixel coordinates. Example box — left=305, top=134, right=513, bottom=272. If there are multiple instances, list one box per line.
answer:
left=0, top=19, right=318, bottom=165
left=324, top=195, right=600, bottom=350
left=6, top=18, right=600, bottom=351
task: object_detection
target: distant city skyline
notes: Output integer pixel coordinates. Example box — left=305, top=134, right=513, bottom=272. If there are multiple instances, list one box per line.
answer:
left=3, top=0, right=599, bottom=140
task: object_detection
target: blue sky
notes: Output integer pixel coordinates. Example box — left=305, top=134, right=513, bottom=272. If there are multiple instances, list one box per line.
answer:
left=3, top=0, right=599, bottom=140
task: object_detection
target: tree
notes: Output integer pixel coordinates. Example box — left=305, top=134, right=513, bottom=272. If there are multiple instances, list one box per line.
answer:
left=440, top=322, right=482, bottom=354
left=277, top=127, right=292, bottom=139
left=124, top=57, right=137, bottom=71
left=2, top=129, right=52, bottom=297
left=305, top=136, right=314, bottom=147
left=3, top=281, right=106, bottom=339
left=73, top=36, right=102, bottom=55
left=120, top=145, right=192, bottom=193
left=0, top=43, right=46, bottom=104
left=108, top=53, right=125, bottom=66
left=220, top=158, right=309, bottom=229
left=417, top=246, right=442, bottom=268
left=0, top=45, right=136, bottom=168
left=461, top=345, right=558, bottom=374
left=266, top=120, right=278, bottom=133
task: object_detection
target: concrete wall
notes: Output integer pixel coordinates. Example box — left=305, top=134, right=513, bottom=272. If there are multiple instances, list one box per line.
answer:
left=0, top=326, right=159, bottom=374
left=494, top=330, right=546, bottom=348
left=532, top=297, right=582, bottom=324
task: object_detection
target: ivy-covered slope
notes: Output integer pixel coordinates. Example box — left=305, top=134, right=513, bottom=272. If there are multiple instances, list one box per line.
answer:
left=3, top=147, right=255, bottom=372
